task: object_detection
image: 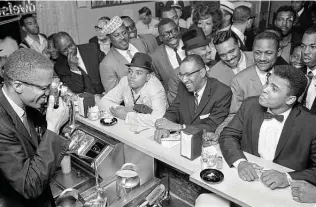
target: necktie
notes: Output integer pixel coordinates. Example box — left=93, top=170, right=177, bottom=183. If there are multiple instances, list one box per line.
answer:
left=174, top=48, right=182, bottom=65
left=263, top=112, right=284, bottom=122
left=194, top=93, right=199, bottom=113
left=22, top=112, right=31, bottom=136
left=266, top=72, right=271, bottom=84
left=126, top=50, right=133, bottom=61
left=303, top=71, right=315, bottom=106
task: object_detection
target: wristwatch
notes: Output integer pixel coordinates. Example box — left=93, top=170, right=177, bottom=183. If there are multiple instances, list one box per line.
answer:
left=180, top=124, right=186, bottom=130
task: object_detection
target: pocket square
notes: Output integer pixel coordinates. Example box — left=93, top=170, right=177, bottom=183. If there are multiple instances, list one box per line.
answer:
left=200, top=113, right=210, bottom=119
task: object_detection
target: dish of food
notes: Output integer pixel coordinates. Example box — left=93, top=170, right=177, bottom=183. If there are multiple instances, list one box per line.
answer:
left=100, top=117, right=118, bottom=126
left=200, top=169, right=224, bottom=184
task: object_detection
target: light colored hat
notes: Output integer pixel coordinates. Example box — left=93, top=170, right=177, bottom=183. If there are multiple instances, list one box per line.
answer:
left=101, top=16, right=123, bottom=35
left=233, top=1, right=252, bottom=9
left=220, top=0, right=235, bottom=14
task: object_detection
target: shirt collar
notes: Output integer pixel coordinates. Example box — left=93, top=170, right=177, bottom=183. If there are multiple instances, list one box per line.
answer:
left=307, top=67, right=316, bottom=76
left=165, top=39, right=183, bottom=51
left=25, top=34, right=43, bottom=45
left=230, top=25, right=245, bottom=42
left=267, top=107, right=292, bottom=122
left=115, top=43, right=132, bottom=53
left=255, top=65, right=274, bottom=76
left=2, top=87, right=25, bottom=120
left=76, top=48, right=83, bottom=60
left=237, top=51, right=245, bottom=67
left=298, top=7, right=304, bottom=16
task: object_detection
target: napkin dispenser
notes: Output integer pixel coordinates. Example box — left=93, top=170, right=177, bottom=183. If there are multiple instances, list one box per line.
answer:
left=180, top=126, right=202, bottom=160
left=78, top=92, right=95, bottom=118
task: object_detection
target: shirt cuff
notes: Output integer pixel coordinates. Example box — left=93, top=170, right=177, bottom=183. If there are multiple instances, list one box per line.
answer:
left=70, top=69, right=82, bottom=75
left=286, top=173, right=292, bottom=185
left=233, top=158, right=247, bottom=168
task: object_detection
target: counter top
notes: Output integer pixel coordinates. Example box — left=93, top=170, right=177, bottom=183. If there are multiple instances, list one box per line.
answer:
left=77, top=116, right=200, bottom=175
left=190, top=152, right=315, bottom=207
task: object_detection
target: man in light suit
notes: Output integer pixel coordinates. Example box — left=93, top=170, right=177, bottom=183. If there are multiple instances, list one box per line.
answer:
left=0, top=49, right=69, bottom=206
left=150, top=18, right=186, bottom=91
left=154, top=54, right=232, bottom=143
left=220, top=65, right=316, bottom=188
left=99, top=16, right=147, bottom=93
left=121, top=16, right=158, bottom=53
left=208, top=30, right=254, bottom=86
left=54, top=32, right=105, bottom=94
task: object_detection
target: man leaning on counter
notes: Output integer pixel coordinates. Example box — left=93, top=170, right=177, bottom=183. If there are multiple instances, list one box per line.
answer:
left=154, top=54, right=232, bottom=143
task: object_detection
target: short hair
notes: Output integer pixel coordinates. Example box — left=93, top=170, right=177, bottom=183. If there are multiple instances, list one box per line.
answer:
left=275, top=5, right=297, bottom=22
left=98, top=16, right=110, bottom=22
left=254, top=31, right=280, bottom=50
left=181, top=54, right=205, bottom=69
left=192, top=2, right=223, bottom=33
left=161, top=5, right=176, bottom=15
left=304, top=26, right=316, bottom=35
left=19, top=14, right=35, bottom=27
left=213, top=30, right=239, bottom=46
left=121, top=16, right=132, bottom=21
left=3, top=48, right=53, bottom=86
left=232, top=6, right=252, bottom=23
left=47, top=33, right=56, bottom=41
left=273, top=65, right=307, bottom=98
left=158, top=18, right=176, bottom=31
left=53, top=31, right=74, bottom=46
left=139, top=6, right=151, bottom=16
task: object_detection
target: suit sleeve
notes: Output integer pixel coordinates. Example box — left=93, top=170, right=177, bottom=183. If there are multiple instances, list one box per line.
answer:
left=54, top=63, right=85, bottom=94
left=167, top=68, right=180, bottom=104
left=230, top=77, right=244, bottom=114
left=190, top=88, right=232, bottom=132
left=0, top=127, right=69, bottom=199
left=99, top=59, right=119, bottom=93
left=219, top=98, right=247, bottom=167
left=289, top=134, right=316, bottom=185
left=164, top=83, right=181, bottom=123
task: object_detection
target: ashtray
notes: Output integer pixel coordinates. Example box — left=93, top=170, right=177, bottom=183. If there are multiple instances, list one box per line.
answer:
left=200, top=169, right=224, bottom=184
left=100, top=117, right=118, bottom=126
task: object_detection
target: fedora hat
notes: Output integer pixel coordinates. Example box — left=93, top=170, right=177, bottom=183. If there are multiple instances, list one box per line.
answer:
left=126, top=52, right=153, bottom=72
left=181, top=27, right=212, bottom=51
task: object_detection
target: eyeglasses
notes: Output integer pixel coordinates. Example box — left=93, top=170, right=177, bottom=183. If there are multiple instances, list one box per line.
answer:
left=19, top=80, right=51, bottom=92
left=125, top=23, right=136, bottom=31
left=94, top=26, right=102, bottom=32
left=160, top=28, right=179, bottom=39
left=178, top=68, right=204, bottom=80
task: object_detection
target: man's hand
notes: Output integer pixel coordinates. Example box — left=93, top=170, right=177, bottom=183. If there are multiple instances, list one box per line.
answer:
left=238, top=161, right=263, bottom=181
left=155, top=118, right=180, bottom=131
left=154, top=129, right=170, bottom=144
left=46, top=95, right=70, bottom=134
left=110, top=106, right=128, bottom=120
left=67, top=52, right=79, bottom=71
left=291, top=180, right=316, bottom=203
left=261, top=170, right=289, bottom=190
left=203, top=132, right=219, bottom=145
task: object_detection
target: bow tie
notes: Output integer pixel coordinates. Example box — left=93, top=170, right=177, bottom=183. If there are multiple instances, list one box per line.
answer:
left=263, top=112, right=284, bottom=122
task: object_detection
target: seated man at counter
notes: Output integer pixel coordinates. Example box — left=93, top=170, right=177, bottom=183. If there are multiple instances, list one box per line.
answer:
left=154, top=54, right=232, bottom=143
left=219, top=65, right=316, bottom=188
left=0, top=48, right=70, bottom=206
left=98, top=52, right=167, bottom=127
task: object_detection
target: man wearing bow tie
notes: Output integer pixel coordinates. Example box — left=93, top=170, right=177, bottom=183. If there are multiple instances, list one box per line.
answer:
left=220, top=65, right=316, bottom=189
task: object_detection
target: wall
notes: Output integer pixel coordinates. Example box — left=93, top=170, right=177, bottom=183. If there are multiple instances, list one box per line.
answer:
left=76, top=2, right=156, bottom=44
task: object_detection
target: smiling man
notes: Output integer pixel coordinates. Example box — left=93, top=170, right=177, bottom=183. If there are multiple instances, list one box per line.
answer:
left=220, top=65, right=316, bottom=190
left=98, top=52, right=167, bottom=127
left=99, top=16, right=147, bottom=93
left=154, top=54, right=231, bottom=143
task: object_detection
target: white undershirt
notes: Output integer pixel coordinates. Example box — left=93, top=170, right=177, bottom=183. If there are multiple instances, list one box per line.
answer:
left=232, top=51, right=247, bottom=75
left=115, top=43, right=139, bottom=63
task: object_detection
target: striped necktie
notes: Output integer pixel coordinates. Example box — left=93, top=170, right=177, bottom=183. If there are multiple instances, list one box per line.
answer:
left=174, top=48, right=182, bottom=65
left=194, top=93, right=199, bottom=113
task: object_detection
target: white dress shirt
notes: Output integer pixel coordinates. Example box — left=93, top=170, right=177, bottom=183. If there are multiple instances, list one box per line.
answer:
left=136, top=18, right=159, bottom=37
left=195, top=80, right=207, bottom=105
left=305, top=68, right=316, bottom=109
left=165, top=40, right=186, bottom=69
left=98, top=74, right=168, bottom=127
left=76, top=48, right=88, bottom=74
left=116, top=43, right=139, bottom=63
left=255, top=66, right=273, bottom=86
left=232, top=51, right=247, bottom=75
left=231, top=25, right=245, bottom=45
left=98, top=39, right=111, bottom=55
left=25, top=34, right=47, bottom=54
left=2, top=87, right=24, bottom=122
left=258, top=108, right=292, bottom=160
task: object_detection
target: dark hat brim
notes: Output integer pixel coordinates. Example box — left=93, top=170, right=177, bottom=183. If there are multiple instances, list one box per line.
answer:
left=182, top=38, right=212, bottom=51
left=125, top=63, right=153, bottom=72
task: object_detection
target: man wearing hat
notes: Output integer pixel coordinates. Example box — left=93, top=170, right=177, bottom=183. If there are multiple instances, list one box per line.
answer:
left=165, top=1, right=186, bottom=29
left=217, top=0, right=235, bottom=33
left=99, top=16, right=147, bottom=93
left=167, top=27, right=214, bottom=103
left=98, top=52, right=167, bottom=127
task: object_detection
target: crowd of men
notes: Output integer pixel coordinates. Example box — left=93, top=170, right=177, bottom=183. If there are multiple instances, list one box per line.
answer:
left=1, top=0, right=316, bottom=206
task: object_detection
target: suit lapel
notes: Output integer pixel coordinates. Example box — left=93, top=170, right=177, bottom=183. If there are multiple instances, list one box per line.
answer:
left=192, top=79, right=211, bottom=121
left=112, top=48, right=129, bottom=65
left=249, top=67, right=263, bottom=94
left=251, top=105, right=265, bottom=157
left=78, top=45, right=91, bottom=75
left=162, top=45, right=174, bottom=72
left=273, top=106, right=298, bottom=160
left=0, top=88, right=37, bottom=149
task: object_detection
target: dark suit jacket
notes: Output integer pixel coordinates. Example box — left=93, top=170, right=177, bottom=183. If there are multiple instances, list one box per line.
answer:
left=0, top=88, right=69, bottom=207
left=219, top=97, right=316, bottom=185
left=138, top=34, right=158, bottom=53
left=164, top=77, right=232, bottom=132
left=293, top=7, right=313, bottom=35
left=54, top=43, right=105, bottom=94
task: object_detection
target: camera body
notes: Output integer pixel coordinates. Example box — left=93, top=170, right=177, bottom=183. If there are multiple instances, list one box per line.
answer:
left=50, top=77, right=69, bottom=109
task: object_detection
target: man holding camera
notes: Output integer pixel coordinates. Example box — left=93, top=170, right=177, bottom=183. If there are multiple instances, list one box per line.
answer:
left=0, top=49, right=70, bottom=207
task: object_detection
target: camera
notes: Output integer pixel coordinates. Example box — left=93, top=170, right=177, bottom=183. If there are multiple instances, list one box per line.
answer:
left=50, top=77, right=69, bottom=109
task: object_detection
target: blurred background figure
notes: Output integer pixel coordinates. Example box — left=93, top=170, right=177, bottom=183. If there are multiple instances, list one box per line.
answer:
left=136, top=6, right=159, bottom=37
left=165, top=0, right=186, bottom=28
left=289, top=42, right=305, bottom=72
left=89, top=16, right=111, bottom=55
left=218, top=0, right=235, bottom=33
left=44, top=33, right=59, bottom=65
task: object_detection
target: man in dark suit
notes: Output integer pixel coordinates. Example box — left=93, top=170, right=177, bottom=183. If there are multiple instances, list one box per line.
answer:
left=301, top=26, right=316, bottom=114
left=89, top=16, right=111, bottom=55
left=121, top=16, right=158, bottom=53
left=292, top=0, right=313, bottom=35
left=0, top=49, right=70, bottom=206
left=219, top=65, right=316, bottom=188
left=154, top=54, right=232, bottom=143
left=54, top=32, right=105, bottom=94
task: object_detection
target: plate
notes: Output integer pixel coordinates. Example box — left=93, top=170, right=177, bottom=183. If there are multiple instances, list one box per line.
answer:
left=200, top=169, right=224, bottom=184
left=100, top=117, right=118, bottom=126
